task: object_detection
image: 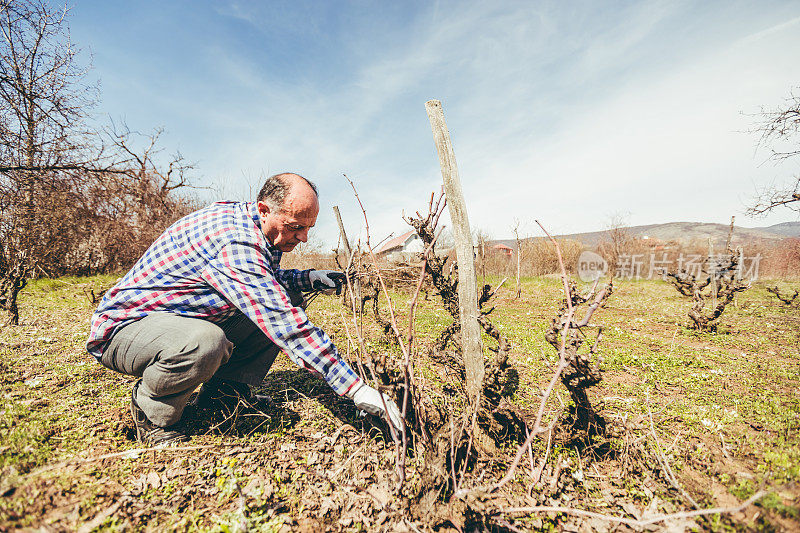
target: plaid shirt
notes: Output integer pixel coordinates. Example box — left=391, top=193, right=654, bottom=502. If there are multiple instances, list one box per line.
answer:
left=87, top=201, right=361, bottom=396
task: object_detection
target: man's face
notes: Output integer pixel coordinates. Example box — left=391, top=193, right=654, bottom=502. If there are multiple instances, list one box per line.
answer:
left=257, top=185, right=319, bottom=252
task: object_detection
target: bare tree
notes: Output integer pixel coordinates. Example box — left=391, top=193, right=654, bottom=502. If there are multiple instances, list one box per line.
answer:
left=74, top=126, right=198, bottom=275
left=470, top=227, right=491, bottom=286
left=748, top=176, right=800, bottom=216
left=598, top=213, right=634, bottom=275
left=0, top=1, right=96, bottom=173
left=766, top=285, right=798, bottom=307
left=0, top=1, right=195, bottom=324
left=0, top=0, right=97, bottom=323
left=665, top=247, right=749, bottom=332
left=544, top=279, right=611, bottom=437
left=747, top=88, right=800, bottom=215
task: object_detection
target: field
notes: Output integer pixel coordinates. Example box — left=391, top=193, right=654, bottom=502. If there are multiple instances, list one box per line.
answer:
left=0, top=274, right=799, bottom=531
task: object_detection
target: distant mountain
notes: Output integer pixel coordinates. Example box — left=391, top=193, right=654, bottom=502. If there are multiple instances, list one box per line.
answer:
left=491, top=221, right=800, bottom=249
left=754, top=221, right=800, bottom=237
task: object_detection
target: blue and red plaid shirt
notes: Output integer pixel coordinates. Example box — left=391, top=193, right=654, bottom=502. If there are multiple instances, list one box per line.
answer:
left=87, top=201, right=361, bottom=396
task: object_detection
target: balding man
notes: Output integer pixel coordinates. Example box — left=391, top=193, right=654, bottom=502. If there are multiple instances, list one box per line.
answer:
left=88, top=173, right=402, bottom=445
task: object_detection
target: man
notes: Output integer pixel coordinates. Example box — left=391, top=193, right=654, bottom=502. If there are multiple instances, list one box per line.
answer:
left=88, top=172, right=402, bottom=445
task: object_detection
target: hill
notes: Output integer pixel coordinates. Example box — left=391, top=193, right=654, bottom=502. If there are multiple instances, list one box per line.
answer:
left=494, top=221, right=800, bottom=248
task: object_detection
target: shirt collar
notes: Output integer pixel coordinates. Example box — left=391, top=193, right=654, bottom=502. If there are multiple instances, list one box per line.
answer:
left=249, top=201, right=282, bottom=259
left=249, top=201, right=261, bottom=229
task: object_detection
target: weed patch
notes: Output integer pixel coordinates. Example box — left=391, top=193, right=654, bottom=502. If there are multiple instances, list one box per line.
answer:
left=0, top=276, right=797, bottom=530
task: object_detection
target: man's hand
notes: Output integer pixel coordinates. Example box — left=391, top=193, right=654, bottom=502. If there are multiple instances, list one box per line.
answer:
left=309, top=270, right=346, bottom=295
left=347, top=382, right=403, bottom=433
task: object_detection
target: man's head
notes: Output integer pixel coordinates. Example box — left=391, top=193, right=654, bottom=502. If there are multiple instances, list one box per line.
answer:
left=257, top=173, right=319, bottom=252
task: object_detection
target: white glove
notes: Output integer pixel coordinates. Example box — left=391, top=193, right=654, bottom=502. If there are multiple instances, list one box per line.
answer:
left=309, top=270, right=346, bottom=295
left=347, top=382, right=403, bottom=433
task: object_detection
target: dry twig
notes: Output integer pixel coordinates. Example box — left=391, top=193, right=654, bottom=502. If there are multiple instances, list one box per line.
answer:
left=646, top=391, right=700, bottom=509
left=502, top=489, right=769, bottom=527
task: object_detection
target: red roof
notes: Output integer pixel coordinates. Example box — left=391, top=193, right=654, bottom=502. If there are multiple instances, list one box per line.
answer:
left=375, top=230, right=416, bottom=254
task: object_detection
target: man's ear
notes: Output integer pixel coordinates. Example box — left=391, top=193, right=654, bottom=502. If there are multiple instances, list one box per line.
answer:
left=257, top=200, right=271, bottom=217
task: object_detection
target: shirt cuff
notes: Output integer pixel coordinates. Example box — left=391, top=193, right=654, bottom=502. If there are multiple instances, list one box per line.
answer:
left=298, top=269, right=313, bottom=291
left=326, top=359, right=362, bottom=396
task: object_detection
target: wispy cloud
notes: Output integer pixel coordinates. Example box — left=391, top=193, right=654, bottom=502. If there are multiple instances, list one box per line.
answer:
left=72, top=0, right=800, bottom=244
left=738, top=14, right=800, bottom=45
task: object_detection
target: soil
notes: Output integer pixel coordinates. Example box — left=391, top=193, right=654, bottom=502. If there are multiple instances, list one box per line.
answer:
left=0, top=276, right=798, bottom=531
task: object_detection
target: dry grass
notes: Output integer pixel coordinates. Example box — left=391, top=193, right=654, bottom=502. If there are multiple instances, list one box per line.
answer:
left=0, top=274, right=798, bottom=531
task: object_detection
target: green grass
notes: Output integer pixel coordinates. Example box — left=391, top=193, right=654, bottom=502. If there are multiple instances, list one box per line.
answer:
left=0, top=274, right=799, bottom=530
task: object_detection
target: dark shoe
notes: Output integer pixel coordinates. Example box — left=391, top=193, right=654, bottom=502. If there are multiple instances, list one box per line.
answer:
left=130, top=381, right=189, bottom=445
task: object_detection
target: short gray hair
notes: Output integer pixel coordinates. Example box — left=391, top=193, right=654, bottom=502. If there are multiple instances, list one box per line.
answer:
left=257, top=173, right=318, bottom=211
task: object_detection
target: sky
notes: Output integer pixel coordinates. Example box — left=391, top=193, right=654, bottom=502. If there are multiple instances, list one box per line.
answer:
left=64, top=0, right=800, bottom=247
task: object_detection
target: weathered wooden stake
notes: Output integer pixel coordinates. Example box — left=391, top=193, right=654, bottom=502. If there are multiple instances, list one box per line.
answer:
left=737, top=247, right=744, bottom=281
left=708, top=238, right=717, bottom=309
left=480, top=234, right=486, bottom=286
left=513, top=223, right=522, bottom=299
left=333, top=205, right=355, bottom=307
left=725, top=216, right=735, bottom=251
left=333, top=205, right=352, bottom=260
left=425, top=99, right=484, bottom=404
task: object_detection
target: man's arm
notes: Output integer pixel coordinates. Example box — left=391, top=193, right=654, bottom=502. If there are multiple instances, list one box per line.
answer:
left=200, top=241, right=359, bottom=395
left=274, top=267, right=314, bottom=293
left=275, top=266, right=346, bottom=296
left=201, top=241, right=403, bottom=433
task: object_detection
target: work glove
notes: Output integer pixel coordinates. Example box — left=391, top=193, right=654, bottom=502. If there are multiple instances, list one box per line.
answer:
left=309, top=270, right=346, bottom=295
left=347, top=382, right=403, bottom=434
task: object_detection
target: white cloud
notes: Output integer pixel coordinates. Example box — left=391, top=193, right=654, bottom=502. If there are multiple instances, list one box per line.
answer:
left=132, top=0, right=800, bottom=245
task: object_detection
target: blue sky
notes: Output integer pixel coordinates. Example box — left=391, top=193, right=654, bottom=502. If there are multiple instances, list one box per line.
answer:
left=66, top=0, right=800, bottom=246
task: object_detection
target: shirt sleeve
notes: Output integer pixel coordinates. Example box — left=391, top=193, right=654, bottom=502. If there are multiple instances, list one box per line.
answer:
left=200, top=241, right=361, bottom=396
left=274, top=267, right=314, bottom=292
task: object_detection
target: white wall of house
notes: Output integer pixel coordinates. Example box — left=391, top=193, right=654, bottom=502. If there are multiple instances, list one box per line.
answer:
left=387, top=234, right=424, bottom=262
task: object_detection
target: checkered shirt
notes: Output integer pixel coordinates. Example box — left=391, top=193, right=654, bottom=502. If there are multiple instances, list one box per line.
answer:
left=87, top=201, right=361, bottom=396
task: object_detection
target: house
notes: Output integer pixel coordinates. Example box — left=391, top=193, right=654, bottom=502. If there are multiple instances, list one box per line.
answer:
left=374, top=230, right=424, bottom=262
left=492, top=243, right=513, bottom=258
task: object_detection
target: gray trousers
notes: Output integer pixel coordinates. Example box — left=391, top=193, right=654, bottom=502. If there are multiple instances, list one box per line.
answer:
left=100, top=312, right=280, bottom=426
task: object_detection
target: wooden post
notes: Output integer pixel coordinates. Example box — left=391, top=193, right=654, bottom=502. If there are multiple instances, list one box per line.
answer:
left=725, top=216, right=735, bottom=251
left=708, top=238, right=717, bottom=309
left=333, top=205, right=354, bottom=307
left=425, top=99, right=484, bottom=404
left=737, top=247, right=744, bottom=281
left=726, top=216, right=736, bottom=308
left=513, top=222, right=522, bottom=299
left=333, top=205, right=352, bottom=260
left=480, top=234, right=486, bottom=286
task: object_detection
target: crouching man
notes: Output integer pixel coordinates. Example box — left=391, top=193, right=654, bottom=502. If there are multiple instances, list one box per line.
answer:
left=87, top=172, right=402, bottom=445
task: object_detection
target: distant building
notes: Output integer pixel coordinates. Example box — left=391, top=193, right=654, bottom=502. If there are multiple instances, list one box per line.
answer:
left=639, top=236, right=671, bottom=251
left=374, top=230, right=424, bottom=262
left=492, top=243, right=513, bottom=258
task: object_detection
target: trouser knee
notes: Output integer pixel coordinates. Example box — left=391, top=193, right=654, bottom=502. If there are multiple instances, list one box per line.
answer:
left=156, top=327, right=233, bottom=390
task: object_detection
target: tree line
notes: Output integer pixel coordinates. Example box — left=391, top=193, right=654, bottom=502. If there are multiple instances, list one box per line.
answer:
left=0, top=0, right=196, bottom=324
left=1, top=0, right=797, bottom=327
